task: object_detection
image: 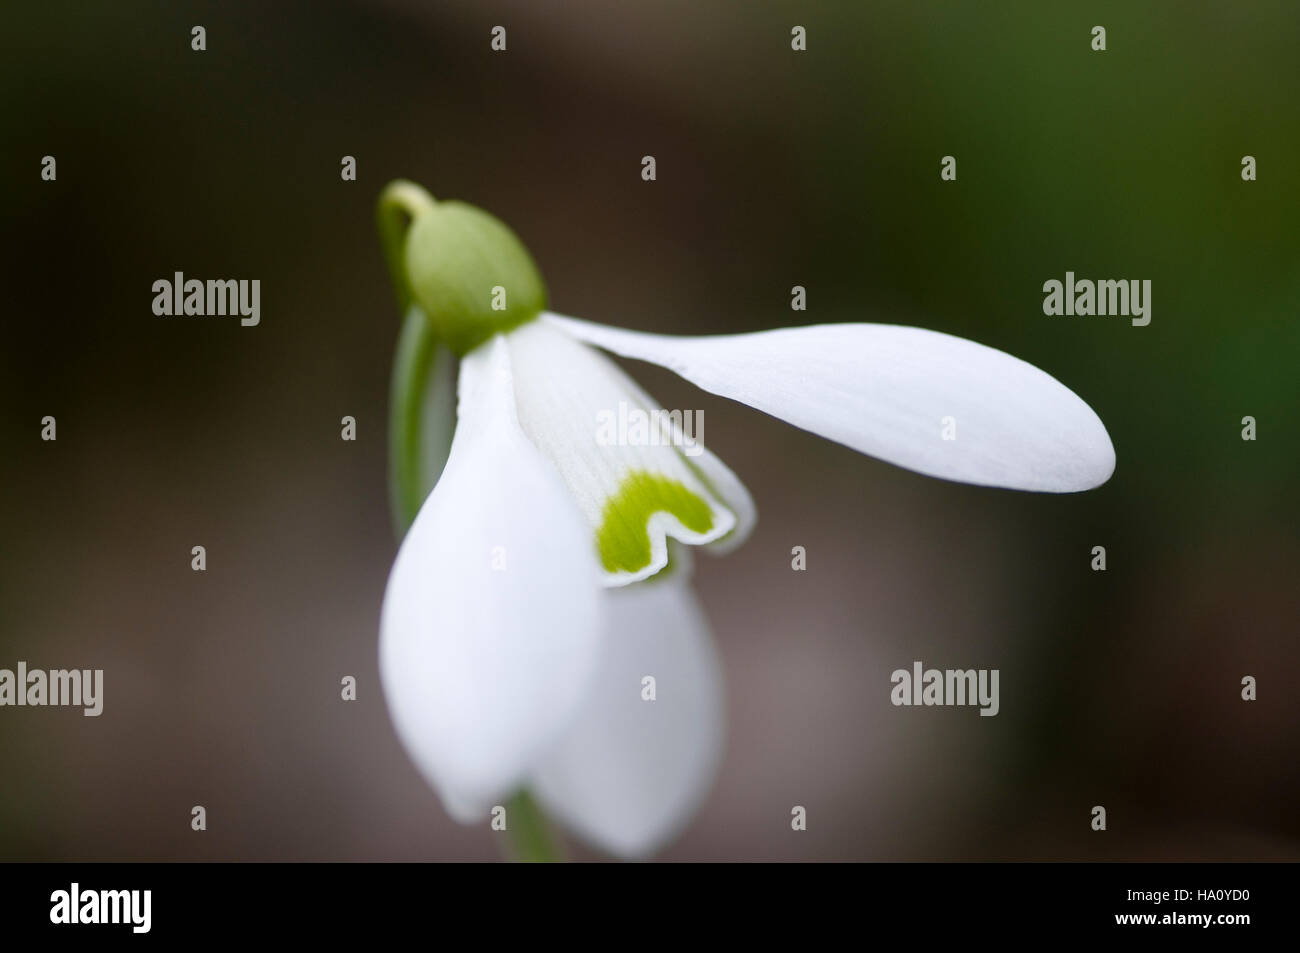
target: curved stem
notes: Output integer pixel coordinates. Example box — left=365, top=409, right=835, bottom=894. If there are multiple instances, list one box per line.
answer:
left=377, top=179, right=437, bottom=315
left=388, top=307, right=454, bottom=536
left=384, top=180, right=452, bottom=534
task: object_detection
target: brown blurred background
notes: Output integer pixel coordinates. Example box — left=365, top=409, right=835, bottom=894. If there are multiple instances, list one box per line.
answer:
left=1, top=0, right=1297, bottom=861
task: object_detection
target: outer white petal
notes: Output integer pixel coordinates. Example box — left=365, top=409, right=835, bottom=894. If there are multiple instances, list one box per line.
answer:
left=531, top=567, right=724, bottom=858
left=379, top=335, right=604, bottom=818
left=506, top=320, right=754, bottom=585
left=545, top=314, right=1116, bottom=493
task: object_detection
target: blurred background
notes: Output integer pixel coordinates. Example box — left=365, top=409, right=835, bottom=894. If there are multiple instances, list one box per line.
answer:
left=1, top=0, right=1297, bottom=861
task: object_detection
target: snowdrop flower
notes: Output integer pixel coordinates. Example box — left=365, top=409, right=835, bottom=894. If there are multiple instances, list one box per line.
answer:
left=375, top=180, right=1114, bottom=859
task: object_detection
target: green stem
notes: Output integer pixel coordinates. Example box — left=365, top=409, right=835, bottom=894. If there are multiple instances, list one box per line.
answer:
left=387, top=307, right=453, bottom=536
left=504, top=790, right=566, bottom=863
left=377, top=179, right=437, bottom=315
left=383, top=180, right=453, bottom=535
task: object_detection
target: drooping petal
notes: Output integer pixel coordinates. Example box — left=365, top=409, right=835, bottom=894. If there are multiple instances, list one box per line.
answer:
left=545, top=314, right=1116, bottom=493
left=379, top=335, right=605, bottom=818
left=506, top=320, right=754, bottom=585
left=531, top=564, right=724, bottom=858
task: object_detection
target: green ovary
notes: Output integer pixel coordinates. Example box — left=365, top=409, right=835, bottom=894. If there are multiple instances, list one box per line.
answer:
left=596, top=472, right=715, bottom=574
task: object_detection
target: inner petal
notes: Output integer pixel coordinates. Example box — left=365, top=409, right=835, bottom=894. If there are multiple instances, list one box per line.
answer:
left=506, top=320, right=746, bottom=585
left=596, top=471, right=714, bottom=575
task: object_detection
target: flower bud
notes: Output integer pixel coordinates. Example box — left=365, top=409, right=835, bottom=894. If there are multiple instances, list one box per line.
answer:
left=403, top=199, right=547, bottom=355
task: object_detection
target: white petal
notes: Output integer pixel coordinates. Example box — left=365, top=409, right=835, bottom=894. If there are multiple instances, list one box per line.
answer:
left=545, top=314, right=1115, bottom=493
left=531, top=569, right=724, bottom=858
left=506, top=320, right=754, bottom=585
left=379, top=335, right=605, bottom=817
